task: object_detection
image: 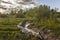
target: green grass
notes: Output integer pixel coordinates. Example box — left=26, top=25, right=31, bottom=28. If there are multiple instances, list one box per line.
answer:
left=0, top=5, right=60, bottom=40
left=0, top=17, right=41, bottom=40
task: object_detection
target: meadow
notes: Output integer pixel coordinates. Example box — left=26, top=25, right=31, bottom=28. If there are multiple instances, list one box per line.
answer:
left=0, top=5, right=60, bottom=40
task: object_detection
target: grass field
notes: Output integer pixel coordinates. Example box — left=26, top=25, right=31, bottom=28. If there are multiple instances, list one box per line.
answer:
left=0, top=17, right=34, bottom=40
left=0, top=5, right=60, bottom=40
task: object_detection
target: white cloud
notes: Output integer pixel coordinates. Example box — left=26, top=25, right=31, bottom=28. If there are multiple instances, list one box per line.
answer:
left=0, top=0, right=38, bottom=13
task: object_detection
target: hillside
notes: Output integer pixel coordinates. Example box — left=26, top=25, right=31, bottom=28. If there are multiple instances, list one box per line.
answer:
left=0, top=5, right=60, bottom=40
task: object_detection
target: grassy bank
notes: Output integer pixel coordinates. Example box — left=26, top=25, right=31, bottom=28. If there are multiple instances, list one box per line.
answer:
left=0, top=5, right=60, bottom=40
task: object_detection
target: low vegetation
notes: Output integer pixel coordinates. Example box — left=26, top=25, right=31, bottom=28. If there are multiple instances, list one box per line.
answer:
left=0, top=5, right=60, bottom=40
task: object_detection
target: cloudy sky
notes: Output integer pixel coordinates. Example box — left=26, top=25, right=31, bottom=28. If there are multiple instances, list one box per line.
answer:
left=35, top=0, right=60, bottom=11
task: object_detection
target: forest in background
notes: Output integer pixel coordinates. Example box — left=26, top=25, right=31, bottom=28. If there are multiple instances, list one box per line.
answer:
left=0, top=5, right=60, bottom=40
